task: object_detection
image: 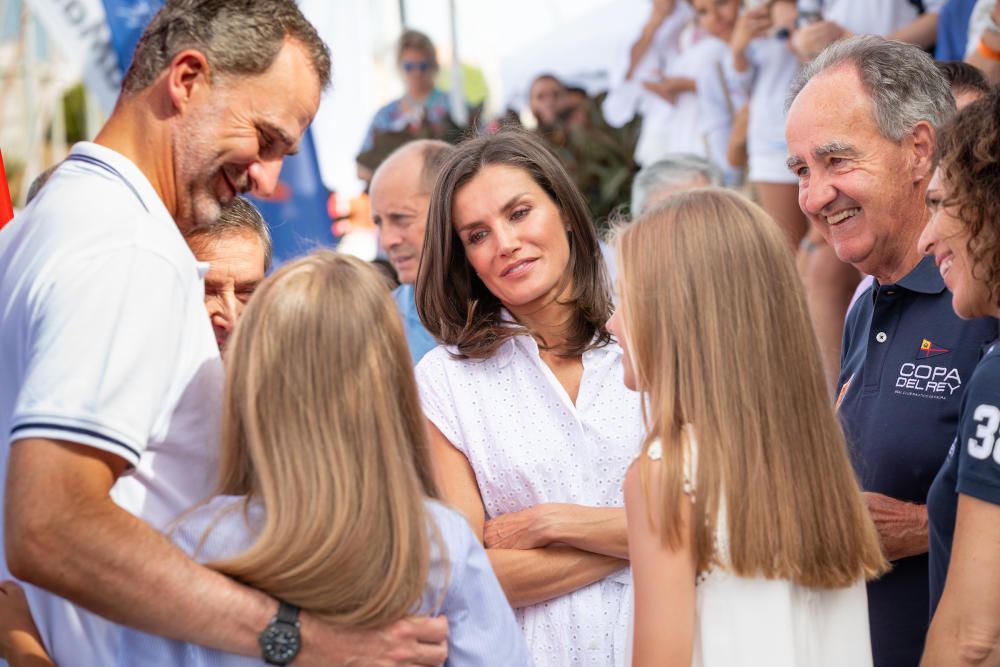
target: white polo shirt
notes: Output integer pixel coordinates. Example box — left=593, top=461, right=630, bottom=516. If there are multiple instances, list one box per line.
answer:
left=0, top=142, right=223, bottom=665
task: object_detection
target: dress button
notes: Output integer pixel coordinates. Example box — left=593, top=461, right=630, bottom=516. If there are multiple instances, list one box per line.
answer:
left=876, top=332, right=887, bottom=343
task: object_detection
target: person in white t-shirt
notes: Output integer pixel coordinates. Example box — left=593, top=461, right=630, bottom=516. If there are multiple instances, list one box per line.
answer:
left=602, top=0, right=697, bottom=166
left=792, top=0, right=944, bottom=61
left=413, top=130, right=645, bottom=667
left=610, top=188, right=887, bottom=667
left=0, top=1, right=446, bottom=665
left=966, top=0, right=1000, bottom=83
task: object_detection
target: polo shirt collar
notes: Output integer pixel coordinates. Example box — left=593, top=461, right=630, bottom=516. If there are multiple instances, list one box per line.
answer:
left=876, top=255, right=945, bottom=296
left=69, top=142, right=175, bottom=228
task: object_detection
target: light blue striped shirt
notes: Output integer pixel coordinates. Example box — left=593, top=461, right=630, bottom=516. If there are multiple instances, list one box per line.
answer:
left=117, top=497, right=532, bottom=666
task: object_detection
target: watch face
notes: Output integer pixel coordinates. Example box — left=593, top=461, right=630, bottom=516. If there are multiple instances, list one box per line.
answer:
left=260, top=623, right=300, bottom=664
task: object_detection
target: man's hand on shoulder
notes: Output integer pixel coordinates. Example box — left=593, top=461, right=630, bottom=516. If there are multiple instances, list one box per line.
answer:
left=864, top=491, right=929, bottom=562
left=298, top=614, right=448, bottom=667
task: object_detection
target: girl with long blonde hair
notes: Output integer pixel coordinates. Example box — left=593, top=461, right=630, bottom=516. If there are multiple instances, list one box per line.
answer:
left=608, top=189, right=887, bottom=667
left=2, top=251, right=530, bottom=667
left=150, top=251, right=529, bottom=665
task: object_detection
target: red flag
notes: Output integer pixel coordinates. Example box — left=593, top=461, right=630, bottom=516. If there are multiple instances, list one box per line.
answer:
left=0, top=149, right=13, bottom=230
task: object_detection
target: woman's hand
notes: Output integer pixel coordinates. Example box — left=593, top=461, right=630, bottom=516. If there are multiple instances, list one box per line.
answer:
left=642, top=76, right=696, bottom=104
left=730, top=5, right=773, bottom=66
left=485, top=504, right=630, bottom=559
left=484, top=504, right=560, bottom=550
left=791, top=20, right=849, bottom=61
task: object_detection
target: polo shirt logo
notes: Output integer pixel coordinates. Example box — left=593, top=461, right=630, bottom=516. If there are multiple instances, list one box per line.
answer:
left=918, top=338, right=951, bottom=359
left=895, top=362, right=962, bottom=397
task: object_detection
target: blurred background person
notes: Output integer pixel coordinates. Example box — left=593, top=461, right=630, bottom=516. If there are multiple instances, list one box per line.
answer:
left=687, top=0, right=747, bottom=187
left=184, top=197, right=271, bottom=353
left=791, top=0, right=944, bottom=61
left=966, top=0, right=1000, bottom=84
left=527, top=74, right=568, bottom=133
left=937, top=59, right=992, bottom=107
left=630, top=153, right=723, bottom=215
left=726, top=0, right=803, bottom=248
left=921, top=87, right=1000, bottom=667
left=370, top=139, right=454, bottom=364
left=356, top=30, right=451, bottom=183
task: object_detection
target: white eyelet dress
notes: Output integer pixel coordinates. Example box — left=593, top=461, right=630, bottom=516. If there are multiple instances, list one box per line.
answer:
left=631, top=430, right=875, bottom=667
left=415, top=335, right=645, bottom=667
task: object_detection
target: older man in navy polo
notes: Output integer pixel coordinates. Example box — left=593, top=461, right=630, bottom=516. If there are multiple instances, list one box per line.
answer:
left=785, top=37, right=998, bottom=667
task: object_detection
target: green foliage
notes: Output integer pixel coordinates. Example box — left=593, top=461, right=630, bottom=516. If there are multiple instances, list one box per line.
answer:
left=355, top=103, right=484, bottom=175
left=535, top=93, right=641, bottom=232
left=61, top=84, right=88, bottom=144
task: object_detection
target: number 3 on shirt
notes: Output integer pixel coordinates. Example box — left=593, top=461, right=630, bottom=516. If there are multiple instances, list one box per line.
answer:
left=969, top=404, right=1000, bottom=462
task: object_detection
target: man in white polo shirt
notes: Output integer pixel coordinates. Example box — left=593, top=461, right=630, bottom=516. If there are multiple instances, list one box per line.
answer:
left=0, top=1, right=446, bottom=665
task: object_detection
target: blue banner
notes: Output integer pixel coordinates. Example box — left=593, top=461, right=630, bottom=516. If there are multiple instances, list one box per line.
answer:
left=101, top=0, right=336, bottom=266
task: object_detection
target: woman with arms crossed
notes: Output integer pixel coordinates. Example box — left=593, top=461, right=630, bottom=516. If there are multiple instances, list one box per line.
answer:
left=921, top=87, right=1000, bottom=667
left=610, top=189, right=887, bottom=666
left=415, top=130, right=643, bottom=666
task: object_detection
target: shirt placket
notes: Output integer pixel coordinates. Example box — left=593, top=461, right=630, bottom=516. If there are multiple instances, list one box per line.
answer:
left=863, top=285, right=905, bottom=395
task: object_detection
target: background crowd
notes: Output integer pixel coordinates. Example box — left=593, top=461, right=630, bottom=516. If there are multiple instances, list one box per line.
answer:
left=1, top=0, right=1000, bottom=666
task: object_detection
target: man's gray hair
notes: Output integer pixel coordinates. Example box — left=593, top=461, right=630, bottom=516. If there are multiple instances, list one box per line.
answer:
left=786, top=35, right=955, bottom=141
left=631, top=154, right=723, bottom=215
left=122, top=0, right=332, bottom=95
left=184, top=197, right=273, bottom=271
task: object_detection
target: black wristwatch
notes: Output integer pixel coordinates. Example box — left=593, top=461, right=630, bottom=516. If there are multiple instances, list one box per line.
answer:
left=258, top=600, right=301, bottom=665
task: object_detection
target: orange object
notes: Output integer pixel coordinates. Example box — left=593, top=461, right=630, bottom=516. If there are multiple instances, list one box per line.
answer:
left=978, top=37, right=1000, bottom=62
left=0, top=149, right=13, bottom=229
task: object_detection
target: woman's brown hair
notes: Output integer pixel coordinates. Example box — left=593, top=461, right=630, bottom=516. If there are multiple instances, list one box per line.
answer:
left=615, top=189, right=887, bottom=587
left=208, top=251, right=440, bottom=626
left=415, top=129, right=612, bottom=359
left=936, top=86, right=1000, bottom=306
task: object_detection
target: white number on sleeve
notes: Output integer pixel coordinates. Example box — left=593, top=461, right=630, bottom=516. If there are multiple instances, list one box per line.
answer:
left=967, top=404, right=1000, bottom=462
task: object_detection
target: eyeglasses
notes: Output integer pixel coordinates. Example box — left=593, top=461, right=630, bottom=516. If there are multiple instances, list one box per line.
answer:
left=402, top=61, right=431, bottom=73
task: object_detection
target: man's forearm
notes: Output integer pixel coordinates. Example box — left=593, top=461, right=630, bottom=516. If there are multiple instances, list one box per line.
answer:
left=9, top=496, right=274, bottom=658
left=489, top=545, right=627, bottom=609
left=888, top=13, right=939, bottom=48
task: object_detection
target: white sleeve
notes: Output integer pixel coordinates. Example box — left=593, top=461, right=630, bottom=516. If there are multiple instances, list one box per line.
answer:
left=10, top=246, right=194, bottom=467
left=414, top=351, right=467, bottom=456
left=966, top=0, right=996, bottom=58
left=602, top=5, right=694, bottom=128
left=723, top=46, right=755, bottom=98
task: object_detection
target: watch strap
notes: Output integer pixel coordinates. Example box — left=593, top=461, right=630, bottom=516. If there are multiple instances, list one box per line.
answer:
left=275, top=600, right=300, bottom=625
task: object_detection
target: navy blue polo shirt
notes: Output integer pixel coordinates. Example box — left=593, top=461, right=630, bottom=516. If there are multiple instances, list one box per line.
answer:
left=837, top=255, right=999, bottom=667
left=928, top=338, right=1000, bottom=617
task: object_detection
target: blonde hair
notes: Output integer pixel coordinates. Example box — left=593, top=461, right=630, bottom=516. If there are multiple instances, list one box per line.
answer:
left=615, top=189, right=887, bottom=588
left=210, top=250, right=440, bottom=626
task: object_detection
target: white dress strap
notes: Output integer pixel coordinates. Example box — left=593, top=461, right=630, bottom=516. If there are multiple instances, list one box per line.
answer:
left=646, top=427, right=698, bottom=499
